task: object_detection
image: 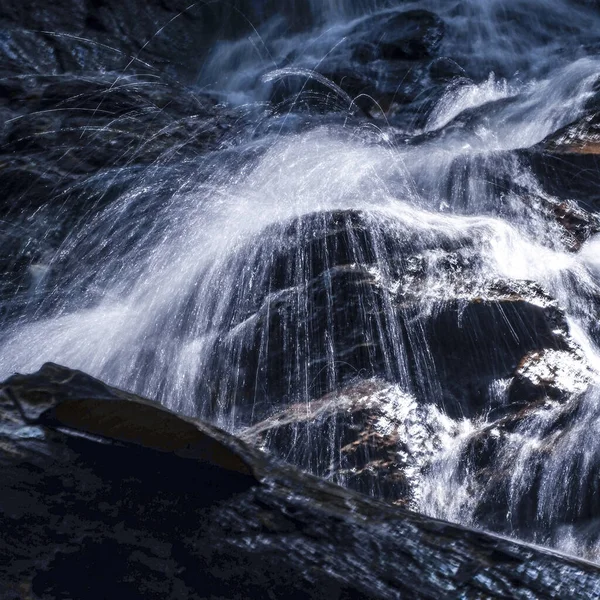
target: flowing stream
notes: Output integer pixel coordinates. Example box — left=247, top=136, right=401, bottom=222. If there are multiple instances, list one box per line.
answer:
left=3, top=0, right=600, bottom=562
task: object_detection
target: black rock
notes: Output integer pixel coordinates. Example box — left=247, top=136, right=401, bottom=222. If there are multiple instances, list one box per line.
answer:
left=0, top=0, right=293, bottom=81
left=351, top=10, right=445, bottom=63
left=2, top=363, right=600, bottom=599
left=268, top=8, right=447, bottom=123
left=242, top=378, right=417, bottom=506
left=523, top=112, right=600, bottom=212
left=196, top=210, right=578, bottom=425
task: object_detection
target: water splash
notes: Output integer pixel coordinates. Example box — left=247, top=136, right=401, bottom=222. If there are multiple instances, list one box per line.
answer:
left=4, top=0, right=600, bottom=565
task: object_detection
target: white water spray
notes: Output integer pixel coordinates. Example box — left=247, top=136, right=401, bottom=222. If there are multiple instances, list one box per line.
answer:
left=4, top=0, right=600, bottom=563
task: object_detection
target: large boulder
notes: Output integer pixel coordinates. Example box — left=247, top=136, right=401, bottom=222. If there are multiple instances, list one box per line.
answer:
left=200, top=210, right=579, bottom=425
left=242, top=378, right=440, bottom=506
left=458, top=364, right=598, bottom=547
left=350, top=10, right=445, bottom=63
left=524, top=112, right=600, bottom=212
left=269, top=9, right=450, bottom=123
left=240, top=318, right=595, bottom=553
left=2, top=363, right=600, bottom=598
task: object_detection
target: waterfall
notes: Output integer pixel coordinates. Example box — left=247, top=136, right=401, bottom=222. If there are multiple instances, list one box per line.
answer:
left=4, top=0, right=600, bottom=563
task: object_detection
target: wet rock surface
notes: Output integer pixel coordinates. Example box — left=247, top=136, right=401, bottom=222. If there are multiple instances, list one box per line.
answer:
left=525, top=112, right=600, bottom=211
left=544, top=112, right=600, bottom=155
left=242, top=378, right=446, bottom=507
left=0, top=0, right=285, bottom=80
left=0, top=76, right=238, bottom=220
left=203, top=209, right=581, bottom=424
left=224, top=209, right=595, bottom=542
left=241, top=341, right=594, bottom=525
left=0, top=0, right=270, bottom=315
left=2, top=363, right=600, bottom=599
left=351, top=10, right=444, bottom=63
left=269, top=8, right=451, bottom=123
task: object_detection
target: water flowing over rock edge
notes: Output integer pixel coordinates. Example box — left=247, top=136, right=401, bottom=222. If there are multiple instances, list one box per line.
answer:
left=5, top=0, right=600, bottom=572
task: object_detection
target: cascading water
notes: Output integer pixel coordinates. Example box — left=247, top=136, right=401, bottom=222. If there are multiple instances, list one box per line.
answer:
left=3, top=0, right=600, bottom=564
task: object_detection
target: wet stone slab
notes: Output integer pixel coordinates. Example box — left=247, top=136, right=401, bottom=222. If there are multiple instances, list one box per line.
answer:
left=1, top=363, right=600, bottom=599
